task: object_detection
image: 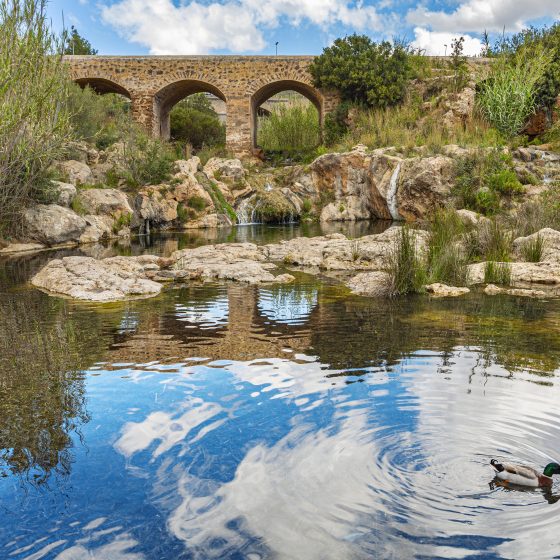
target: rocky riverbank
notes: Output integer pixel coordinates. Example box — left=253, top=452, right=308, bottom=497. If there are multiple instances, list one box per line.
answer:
left=3, top=140, right=560, bottom=256
left=29, top=224, right=560, bottom=302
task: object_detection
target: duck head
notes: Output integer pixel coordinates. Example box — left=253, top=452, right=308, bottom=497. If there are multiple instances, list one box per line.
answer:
left=543, top=463, right=560, bottom=477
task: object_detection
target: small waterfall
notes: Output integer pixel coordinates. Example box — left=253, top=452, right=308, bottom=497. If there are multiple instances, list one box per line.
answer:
left=387, top=162, right=402, bottom=221
left=236, top=195, right=262, bottom=225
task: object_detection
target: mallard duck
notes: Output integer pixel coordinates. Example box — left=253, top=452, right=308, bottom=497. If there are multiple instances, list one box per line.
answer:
left=491, top=459, right=560, bottom=487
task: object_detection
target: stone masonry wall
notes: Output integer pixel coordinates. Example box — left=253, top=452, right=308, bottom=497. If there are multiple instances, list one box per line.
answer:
left=67, top=56, right=340, bottom=157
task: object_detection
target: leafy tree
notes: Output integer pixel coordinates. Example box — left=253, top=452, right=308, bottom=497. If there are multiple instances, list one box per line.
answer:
left=64, top=25, right=98, bottom=55
left=170, top=93, right=225, bottom=150
left=310, top=34, right=412, bottom=108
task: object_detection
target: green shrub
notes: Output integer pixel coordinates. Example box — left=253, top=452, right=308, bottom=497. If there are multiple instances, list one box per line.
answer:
left=477, top=46, right=551, bottom=137
left=170, top=93, right=225, bottom=150
left=187, top=195, right=207, bottom=211
left=454, top=149, right=523, bottom=215
left=66, top=83, right=130, bottom=148
left=71, top=197, right=87, bottom=216
left=484, top=261, right=512, bottom=285
left=487, top=169, right=523, bottom=194
left=521, top=234, right=546, bottom=262
left=176, top=203, right=189, bottom=223
left=258, top=101, right=320, bottom=156
left=0, top=0, right=72, bottom=234
left=387, top=226, right=427, bottom=296
left=302, top=198, right=313, bottom=213
left=117, top=128, right=175, bottom=188
left=310, top=34, right=412, bottom=108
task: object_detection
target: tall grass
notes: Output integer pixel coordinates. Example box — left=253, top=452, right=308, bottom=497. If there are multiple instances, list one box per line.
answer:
left=477, top=46, right=552, bottom=137
left=521, top=234, right=546, bottom=262
left=387, top=226, right=427, bottom=296
left=0, top=0, right=72, bottom=235
left=426, top=209, right=470, bottom=286
left=466, top=218, right=513, bottom=262
left=258, top=101, right=320, bottom=155
left=484, top=261, right=512, bottom=285
left=339, top=100, right=501, bottom=153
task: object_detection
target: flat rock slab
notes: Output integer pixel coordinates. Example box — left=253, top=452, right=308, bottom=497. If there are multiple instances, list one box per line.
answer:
left=31, top=256, right=162, bottom=302
left=425, top=283, right=470, bottom=297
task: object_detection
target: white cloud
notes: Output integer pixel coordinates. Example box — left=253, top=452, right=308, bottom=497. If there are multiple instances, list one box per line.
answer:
left=100, top=0, right=383, bottom=55
left=411, top=27, right=483, bottom=56
left=407, top=0, right=560, bottom=34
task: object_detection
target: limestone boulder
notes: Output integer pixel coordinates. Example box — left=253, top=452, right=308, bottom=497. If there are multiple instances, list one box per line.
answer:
left=56, top=160, right=93, bottom=186
left=484, top=284, right=548, bottom=298
left=172, top=174, right=214, bottom=207
left=425, top=283, right=470, bottom=297
left=309, top=149, right=373, bottom=220
left=171, top=243, right=292, bottom=284
left=203, top=158, right=246, bottom=181
left=468, top=261, right=560, bottom=286
left=79, top=215, right=115, bottom=244
left=51, top=181, right=77, bottom=207
left=174, top=157, right=201, bottom=176
left=182, top=213, right=233, bottom=229
left=31, top=255, right=162, bottom=302
left=75, top=188, right=133, bottom=218
left=396, top=156, right=455, bottom=221
left=23, top=204, right=87, bottom=246
left=347, top=271, right=392, bottom=297
left=513, top=228, right=560, bottom=263
left=134, top=188, right=178, bottom=225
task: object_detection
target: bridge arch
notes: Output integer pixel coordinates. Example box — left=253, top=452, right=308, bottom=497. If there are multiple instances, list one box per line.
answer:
left=154, top=79, right=227, bottom=140
left=250, top=79, right=323, bottom=149
left=74, top=77, right=131, bottom=99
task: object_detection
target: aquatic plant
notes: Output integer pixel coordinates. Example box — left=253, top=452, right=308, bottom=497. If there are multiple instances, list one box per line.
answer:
left=426, top=209, right=469, bottom=286
left=387, top=226, right=427, bottom=296
left=484, top=261, right=512, bottom=285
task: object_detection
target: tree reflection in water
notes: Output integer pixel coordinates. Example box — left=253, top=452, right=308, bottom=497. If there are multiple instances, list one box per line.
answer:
left=0, top=293, right=100, bottom=485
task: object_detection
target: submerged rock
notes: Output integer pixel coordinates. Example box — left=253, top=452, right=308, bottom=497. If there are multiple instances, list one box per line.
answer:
left=484, top=284, right=548, bottom=298
left=31, top=256, right=163, bottom=302
left=347, top=271, right=393, bottom=297
left=425, top=283, right=470, bottom=297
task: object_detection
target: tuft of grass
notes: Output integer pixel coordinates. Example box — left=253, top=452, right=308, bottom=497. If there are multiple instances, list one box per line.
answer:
left=187, top=195, right=208, bottom=212
left=426, top=209, right=469, bottom=286
left=112, top=212, right=132, bottom=234
left=387, top=226, right=427, bottom=296
left=521, top=234, right=546, bottom=262
left=466, top=218, right=513, bottom=262
left=71, top=197, right=87, bottom=216
left=484, top=261, right=512, bottom=285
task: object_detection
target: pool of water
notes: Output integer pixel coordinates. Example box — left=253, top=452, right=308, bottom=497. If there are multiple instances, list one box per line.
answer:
left=2, top=222, right=560, bottom=559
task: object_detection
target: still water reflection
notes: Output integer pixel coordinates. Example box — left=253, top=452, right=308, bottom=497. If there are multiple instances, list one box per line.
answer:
left=2, top=223, right=560, bottom=559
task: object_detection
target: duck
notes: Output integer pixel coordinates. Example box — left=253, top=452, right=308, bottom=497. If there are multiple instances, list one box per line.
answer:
left=491, top=459, right=560, bottom=487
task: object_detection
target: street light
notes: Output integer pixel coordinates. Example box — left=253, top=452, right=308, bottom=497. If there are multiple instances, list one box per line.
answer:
left=275, top=41, right=279, bottom=56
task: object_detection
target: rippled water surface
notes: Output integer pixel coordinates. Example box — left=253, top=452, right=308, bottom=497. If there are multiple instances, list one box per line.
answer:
left=2, top=223, right=560, bottom=559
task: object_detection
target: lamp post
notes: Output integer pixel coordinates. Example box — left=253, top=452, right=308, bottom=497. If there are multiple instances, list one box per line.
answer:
left=275, top=41, right=279, bottom=56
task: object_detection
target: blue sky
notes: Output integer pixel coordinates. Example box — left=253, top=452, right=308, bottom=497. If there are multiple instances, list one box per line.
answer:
left=47, top=0, right=560, bottom=57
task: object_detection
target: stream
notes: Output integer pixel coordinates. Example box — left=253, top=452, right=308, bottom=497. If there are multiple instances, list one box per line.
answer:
left=1, top=222, right=560, bottom=559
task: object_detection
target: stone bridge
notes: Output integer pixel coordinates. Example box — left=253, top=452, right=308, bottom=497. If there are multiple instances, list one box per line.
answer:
left=66, top=56, right=340, bottom=156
